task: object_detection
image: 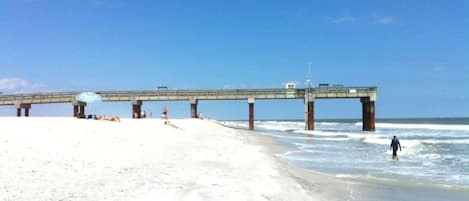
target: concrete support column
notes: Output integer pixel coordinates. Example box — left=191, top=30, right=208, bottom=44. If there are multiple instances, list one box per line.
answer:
left=73, top=105, right=79, bottom=117
left=72, top=101, right=86, bottom=118
left=23, top=104, right=31, bottom=117
left=361, top=97, right=376, bottom=131
left=79, top=105, right=85, bottom=118
left=24, top=108, right=30, bottom=117
left=248, top=98, right=255, bottom=130
left=132, top=100, right=142, bottom=119
left=307, top=101, right=314, bottom=130
left=15, top=103, right=31, bottom=117
left=190, top=99, right=198, bottom=118
left=305, top=92, right=315, bottom=130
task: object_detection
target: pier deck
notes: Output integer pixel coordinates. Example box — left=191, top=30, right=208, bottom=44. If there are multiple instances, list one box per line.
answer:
left=0, top=87, right=377, bottom=131
left=0, top=87, right=375, bottom=104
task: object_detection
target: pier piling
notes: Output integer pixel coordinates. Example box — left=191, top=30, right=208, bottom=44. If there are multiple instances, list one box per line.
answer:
left=72, top=102, right=86, bottom=118
left=361, top=97, right=376, bottom=131
left=15, top=103, right=31, bottom=117
left=307, top=101, right=314, bottom=130
left=190, top=99, right=198, bottom=118
left=248, top=98, right=255, bottom=130
left=132, top=100, right=142, bottom=119
left=305, top=93, right=315, bottom=130
left=79, top=104, right=85, bottom=118
left=73, top=105, right=79, bottom=117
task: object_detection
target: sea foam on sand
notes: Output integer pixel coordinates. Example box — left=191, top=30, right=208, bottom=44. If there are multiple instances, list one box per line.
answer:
left=0, top=117, right=347, bottom=201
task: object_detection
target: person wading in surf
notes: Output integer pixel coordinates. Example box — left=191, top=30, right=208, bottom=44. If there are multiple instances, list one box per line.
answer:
left=390, top=136, right=402, bottom=160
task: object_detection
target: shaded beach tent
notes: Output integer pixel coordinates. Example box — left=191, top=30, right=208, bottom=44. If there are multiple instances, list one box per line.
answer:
left=75, top=92, right=103, bottom=103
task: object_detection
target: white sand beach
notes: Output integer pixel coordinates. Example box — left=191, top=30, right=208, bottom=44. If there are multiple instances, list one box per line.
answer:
left=0, top=117, right=349, bottom=201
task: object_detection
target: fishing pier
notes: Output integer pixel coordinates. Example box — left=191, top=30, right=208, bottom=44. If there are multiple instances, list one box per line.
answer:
left=0, top=87, right=377, bottom=131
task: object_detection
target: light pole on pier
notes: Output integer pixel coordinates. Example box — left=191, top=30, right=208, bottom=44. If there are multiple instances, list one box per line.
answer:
left=305, top=62, right=314, bottom=130
left=307, top=62, right=312, bottom=92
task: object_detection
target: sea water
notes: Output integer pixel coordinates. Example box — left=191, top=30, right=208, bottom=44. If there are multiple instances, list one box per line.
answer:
left=223, top=118, right=469, bottom=199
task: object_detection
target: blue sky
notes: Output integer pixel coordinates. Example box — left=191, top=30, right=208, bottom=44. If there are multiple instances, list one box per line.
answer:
left=0, top=0, right=468, bottom=119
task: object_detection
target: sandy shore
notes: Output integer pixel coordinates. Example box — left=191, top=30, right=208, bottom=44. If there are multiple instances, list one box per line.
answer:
left=0, top=117, right=352, bottom=201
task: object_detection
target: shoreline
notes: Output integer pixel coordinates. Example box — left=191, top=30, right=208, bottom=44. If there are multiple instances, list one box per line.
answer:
left=1, top=117, right=467, bottom=201
left=215, top=119, right=469, bottom=200
left=219, top=123, right=469, bottom=201
left=236, top=125, right=353, bottom=200
left=213, top=119, right=355, bottom=199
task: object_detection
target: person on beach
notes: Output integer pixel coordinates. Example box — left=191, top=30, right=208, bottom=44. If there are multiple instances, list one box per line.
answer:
left=162, top=106, right=169, bottom=124
left=390, top=136, right=402, bottom=160
left=94, top=114, right=121, bottom=122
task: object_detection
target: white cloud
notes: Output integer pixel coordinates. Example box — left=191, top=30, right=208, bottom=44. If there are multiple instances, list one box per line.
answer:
left=0, top=78, right=28, bottom=91
left=0, top=78, right=47, bottom=94
left=375, top=16, right=396, bottom=25
left=331, top=16, right=357, bottom=23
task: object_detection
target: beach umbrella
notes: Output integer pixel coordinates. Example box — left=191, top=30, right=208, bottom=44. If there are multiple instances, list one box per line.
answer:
left=75, top=92, right=103, bottom=103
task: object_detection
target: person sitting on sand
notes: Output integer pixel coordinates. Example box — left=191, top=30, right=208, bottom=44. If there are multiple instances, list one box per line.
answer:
left=94, top=114, right=120, bottom=122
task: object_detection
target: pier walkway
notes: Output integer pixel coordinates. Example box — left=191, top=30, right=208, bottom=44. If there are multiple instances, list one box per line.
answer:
left=0, top=87, right=377, bottom=131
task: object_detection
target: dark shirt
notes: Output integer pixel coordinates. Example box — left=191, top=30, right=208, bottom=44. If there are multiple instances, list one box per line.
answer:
left=391, top=138, right=401, bottom=151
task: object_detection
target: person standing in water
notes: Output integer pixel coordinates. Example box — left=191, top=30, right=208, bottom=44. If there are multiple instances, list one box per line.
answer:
left=390, top=136, right=402, bottom=160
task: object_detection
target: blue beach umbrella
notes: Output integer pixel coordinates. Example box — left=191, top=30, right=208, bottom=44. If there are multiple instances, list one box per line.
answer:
left=76, top=92, right=103, bottom=103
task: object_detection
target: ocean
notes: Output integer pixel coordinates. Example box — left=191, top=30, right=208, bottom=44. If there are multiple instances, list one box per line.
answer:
left=223, top=118, right=469, bottom=201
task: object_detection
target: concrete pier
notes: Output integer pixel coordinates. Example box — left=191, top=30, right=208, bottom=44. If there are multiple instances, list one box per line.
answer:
left=305, top=93, right=315, bottom=130
left=15, top=103, right=31, bottom=117
left=73, top=105, right=79, bottom=117
left=0, top=87, right=377, bottom=131
left=361, top=97, right=376, bottom=131
left=73, top=102, right=86, bottom=118
left=79, top=104, right=85, bottom=118
left=248, top=98, right=255, bottom=130
left=307, top=101, right=314, bottom=130
left=190, top=99, right=198, bottom=118
left=132, top=100, right=142, bottom=119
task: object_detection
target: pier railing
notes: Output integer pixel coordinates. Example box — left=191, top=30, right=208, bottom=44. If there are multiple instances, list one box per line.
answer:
left=0, top=87, right=377, bottom=131
left=0, top=87, right=377, bottom=105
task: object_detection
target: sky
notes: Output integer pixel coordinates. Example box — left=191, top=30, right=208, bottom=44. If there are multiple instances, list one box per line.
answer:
left=0, top=0, right=468, bottom=119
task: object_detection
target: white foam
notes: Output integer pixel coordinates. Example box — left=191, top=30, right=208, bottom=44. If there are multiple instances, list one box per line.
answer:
left=314, top=137, right=350, bottom=141
left=336, top=174, right=361, bottom=179
left=256, top=124, right=298, bottom=131
left=261, top=121, right=304, bottom=126
left=294, top=130, right=349, bottom=137
left=264, top=134, right=313, bottom=140
left=236, top=121, right=306, bottom=132
left=420, top=153, right=442, bottom=160
left=293, top=142, right=333, bottom=149
left=423, top=139, right=469, bottom=145
left=355, top=122, right=469, bottom=131
left=362, top=136, right=389, bottom=145
left=317, top=122, right=340, bottom=126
